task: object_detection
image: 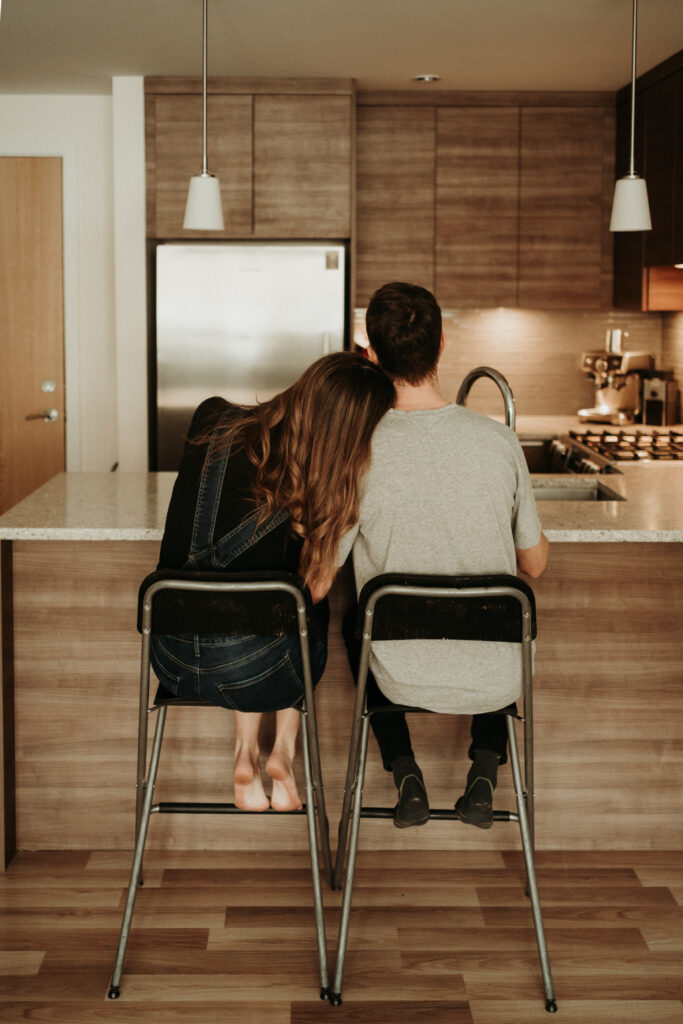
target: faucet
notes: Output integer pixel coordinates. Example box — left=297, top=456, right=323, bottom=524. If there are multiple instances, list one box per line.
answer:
left=456, top=366, right=516, bottom=431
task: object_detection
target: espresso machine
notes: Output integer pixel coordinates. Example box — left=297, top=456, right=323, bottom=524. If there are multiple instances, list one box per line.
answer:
left=578, top=349, right=655, bottom=425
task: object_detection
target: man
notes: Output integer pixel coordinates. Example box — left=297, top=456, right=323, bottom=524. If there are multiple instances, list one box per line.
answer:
left=336, top=282, right=549, bottom=829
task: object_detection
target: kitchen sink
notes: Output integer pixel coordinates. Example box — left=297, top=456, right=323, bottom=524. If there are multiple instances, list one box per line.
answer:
left=532, top=480, right=625, bottom=502
left=521, top=438, right=565, bottom=473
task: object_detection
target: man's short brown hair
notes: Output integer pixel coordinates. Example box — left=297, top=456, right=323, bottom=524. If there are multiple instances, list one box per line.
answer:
left=365, top=282, right=442, bottom=384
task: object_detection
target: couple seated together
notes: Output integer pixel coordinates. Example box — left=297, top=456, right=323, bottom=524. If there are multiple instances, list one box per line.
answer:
left=152, top=282, right=549, bottom=828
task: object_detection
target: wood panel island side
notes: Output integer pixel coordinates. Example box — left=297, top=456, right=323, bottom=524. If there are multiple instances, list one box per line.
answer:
left=1, top=468, right=682, bottom=868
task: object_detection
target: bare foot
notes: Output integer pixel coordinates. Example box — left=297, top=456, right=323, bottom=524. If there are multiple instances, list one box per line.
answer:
left=233, top=748, right=270, bottom=812
left=265, top=751, right=302, bottom=812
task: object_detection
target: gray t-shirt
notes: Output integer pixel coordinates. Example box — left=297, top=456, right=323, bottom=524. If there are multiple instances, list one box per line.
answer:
left=336, top=403, right=542, bottom=714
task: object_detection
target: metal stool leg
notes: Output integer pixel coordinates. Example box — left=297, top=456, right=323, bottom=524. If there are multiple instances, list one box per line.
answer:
left=108, top=705, right=167, bottom=999
left=523, top=685, right=535, bottom=852
left=506, top=716, right=557, bottom=1013
left=330, top=713, right=372, bottom=1006
left=302, top=697, right=333, bottom=889
left=300, top=707, right=330, bottom=999
left=333, top=666, right=370, bottom=891
left=134, top=634, right=154, bottom=885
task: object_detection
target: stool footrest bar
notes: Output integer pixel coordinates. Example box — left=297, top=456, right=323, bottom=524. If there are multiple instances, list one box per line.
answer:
left=152, top=801, right=307, bottom=815
left=359, top=807, right=517, bottom=821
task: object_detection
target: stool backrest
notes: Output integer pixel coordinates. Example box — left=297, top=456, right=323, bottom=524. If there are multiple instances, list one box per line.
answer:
left=137, top=569, right=311, bottom=637
left=355, top=573, right=536, bottom=642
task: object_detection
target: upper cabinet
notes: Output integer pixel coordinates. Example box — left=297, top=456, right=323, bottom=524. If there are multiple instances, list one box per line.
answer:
left=518, top=107, right=613, bottom=309
left=355, top=106, right=436, bottom=303
left=145, top=78, right=354, bottom=240
left=613, top=50, right=683, bottom=310
left=146, top=80, right=631, bottom=310
left=436, top=107, right=518, bottom=308
left=355, top=93, right=615, bottom=309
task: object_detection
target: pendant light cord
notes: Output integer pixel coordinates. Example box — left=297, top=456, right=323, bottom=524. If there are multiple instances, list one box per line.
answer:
left=201, top=0, right=206, bottom=176
left=628, top=0, right=638, bottom=177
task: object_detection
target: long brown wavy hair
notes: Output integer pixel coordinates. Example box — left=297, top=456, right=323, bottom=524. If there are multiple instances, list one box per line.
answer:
left=196, top=352, right=394, bottom=590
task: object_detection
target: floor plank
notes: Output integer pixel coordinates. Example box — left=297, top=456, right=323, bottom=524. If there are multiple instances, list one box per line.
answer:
left=0, top=849, right=680, bottom=1023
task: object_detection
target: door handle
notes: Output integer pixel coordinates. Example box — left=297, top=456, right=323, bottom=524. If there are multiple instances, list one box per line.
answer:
left=25, top=409, right=59, bottom=422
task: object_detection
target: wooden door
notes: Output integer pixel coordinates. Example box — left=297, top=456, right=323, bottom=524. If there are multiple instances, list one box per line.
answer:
left=0, top=157, right=65, bottom=515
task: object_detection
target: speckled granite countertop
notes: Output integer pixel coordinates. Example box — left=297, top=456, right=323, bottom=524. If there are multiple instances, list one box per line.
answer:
left=0, top=473, right=176, bottom=542
left=1, top=420, right=683, bottom=543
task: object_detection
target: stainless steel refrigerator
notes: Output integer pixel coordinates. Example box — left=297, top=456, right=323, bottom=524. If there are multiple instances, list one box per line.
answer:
left=153, top=241, right=347, bottom=470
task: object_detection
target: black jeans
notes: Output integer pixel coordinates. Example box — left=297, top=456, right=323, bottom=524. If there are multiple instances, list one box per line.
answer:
left=342, top=604, right=509, bottom=771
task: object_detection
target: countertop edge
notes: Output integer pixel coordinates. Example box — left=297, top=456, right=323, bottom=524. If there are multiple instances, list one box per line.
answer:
left=3, top=528, right=683, bottom=544
left=0, top=529, right=162, bottom=541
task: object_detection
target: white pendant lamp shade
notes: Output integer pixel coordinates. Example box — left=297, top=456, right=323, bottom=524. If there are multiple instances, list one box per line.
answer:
left=610, top=0, right=651, bottom=233
left=184, top=172, right=224, bottom=230
left=183, top=0, right=224, bottom=231
left=610, top=174, right=652, bottom=232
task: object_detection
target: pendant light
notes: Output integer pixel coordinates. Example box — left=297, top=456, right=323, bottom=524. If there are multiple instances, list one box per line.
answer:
left=610, top=0, right=652, bottom=232
left=183, top=0, right=224, bottom=230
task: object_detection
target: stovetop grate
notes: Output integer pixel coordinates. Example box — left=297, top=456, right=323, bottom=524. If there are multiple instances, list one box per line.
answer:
left=569, top=429, right=683, bottom=461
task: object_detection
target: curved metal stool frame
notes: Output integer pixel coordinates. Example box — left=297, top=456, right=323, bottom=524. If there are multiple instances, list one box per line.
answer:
left=330, top=573, right=557, bottom=1013
left=107, top=570, right=333, bottom=1001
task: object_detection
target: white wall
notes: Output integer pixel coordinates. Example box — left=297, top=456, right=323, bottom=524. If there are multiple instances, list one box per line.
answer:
left=112, top=77, right=148, bottom=472
left=0, top=93, right=118, bottom=472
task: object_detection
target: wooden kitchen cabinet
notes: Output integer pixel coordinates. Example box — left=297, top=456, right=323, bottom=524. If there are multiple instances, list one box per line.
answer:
left=613, top=50, right=683, bottom=310
left=145, top=79, right=353, bottom=240
left=644, top=73, right=679, bottom=267
left=355, top=93, right=614, bottom=310
left=146, top=92, right=253, bottom=238
left=355, top=106, right=436, bottom=306
left=518, top=107, right=614, bottom=309
left=253, top=95, right=351, bottom=238
left=436, top=107, right=519, bottom=308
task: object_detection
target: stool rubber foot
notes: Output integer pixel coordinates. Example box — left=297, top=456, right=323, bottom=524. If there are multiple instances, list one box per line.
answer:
left=320, top=987, right=330, bottom=1000
left=107, top=986, right=120, bottom=1000
left=545, top=999, right=558, bottom=1013
left=329, top=992, right=342, bottom=1007
left=138, top=879, right=144, bottom=887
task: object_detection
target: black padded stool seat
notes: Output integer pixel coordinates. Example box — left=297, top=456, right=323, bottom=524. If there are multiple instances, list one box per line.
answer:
left=108, top=569, right=332, bottom=1001
left=330, top=573, right=556, bottom=1013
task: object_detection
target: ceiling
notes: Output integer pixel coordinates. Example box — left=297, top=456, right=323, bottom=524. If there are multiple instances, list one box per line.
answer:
left=1, top=0, right=682, bottom=95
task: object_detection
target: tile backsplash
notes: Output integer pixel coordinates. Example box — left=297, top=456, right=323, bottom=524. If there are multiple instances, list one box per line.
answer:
left=355, top=308, right=666, bottom=418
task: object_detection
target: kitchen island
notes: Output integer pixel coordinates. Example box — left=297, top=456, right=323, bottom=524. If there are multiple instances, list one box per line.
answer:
left=1, top=443, right=682, bottom=866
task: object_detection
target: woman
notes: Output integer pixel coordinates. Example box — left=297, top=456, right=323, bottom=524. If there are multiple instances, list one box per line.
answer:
left=152, top=352, right=394, bottom=813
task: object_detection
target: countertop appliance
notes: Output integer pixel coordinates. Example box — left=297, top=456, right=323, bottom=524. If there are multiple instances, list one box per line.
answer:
left=547, top=429, right=683, bottom=474
left=153, top=242, right=347, bottom=471
left=642, top=378, right=679, bottom=426
left=578, top=350, right=655, bottom=425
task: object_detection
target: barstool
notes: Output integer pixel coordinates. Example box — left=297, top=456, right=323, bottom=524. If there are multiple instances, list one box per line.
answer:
left=107, top=569, right=333, bottom=1000
left=331, top=572, right=557, bottom=1013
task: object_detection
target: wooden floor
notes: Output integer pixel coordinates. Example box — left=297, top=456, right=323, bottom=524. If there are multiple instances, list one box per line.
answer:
left=0, top=848, right=682, bottom=1023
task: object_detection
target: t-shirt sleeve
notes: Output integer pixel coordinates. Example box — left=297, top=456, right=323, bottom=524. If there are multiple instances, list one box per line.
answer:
left=509, top=434, right=543, bottom=550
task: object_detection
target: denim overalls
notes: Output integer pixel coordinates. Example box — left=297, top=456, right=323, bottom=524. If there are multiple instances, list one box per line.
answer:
left=150, top=429, right=328, bottom=711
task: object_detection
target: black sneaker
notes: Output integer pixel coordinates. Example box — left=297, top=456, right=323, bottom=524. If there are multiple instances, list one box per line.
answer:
left=391, top=757, right=430, bottom=829
left=454, top=749, right=498, bottom=830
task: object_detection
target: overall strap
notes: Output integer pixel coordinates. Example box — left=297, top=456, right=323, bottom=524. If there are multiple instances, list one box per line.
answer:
left=187, top=427, right=229, bottom=559
left=185, top=422, right=290, bottom=571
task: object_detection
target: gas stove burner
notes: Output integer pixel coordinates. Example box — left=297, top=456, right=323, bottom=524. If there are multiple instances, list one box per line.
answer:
left=569, top=429, right=683, bottom=462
